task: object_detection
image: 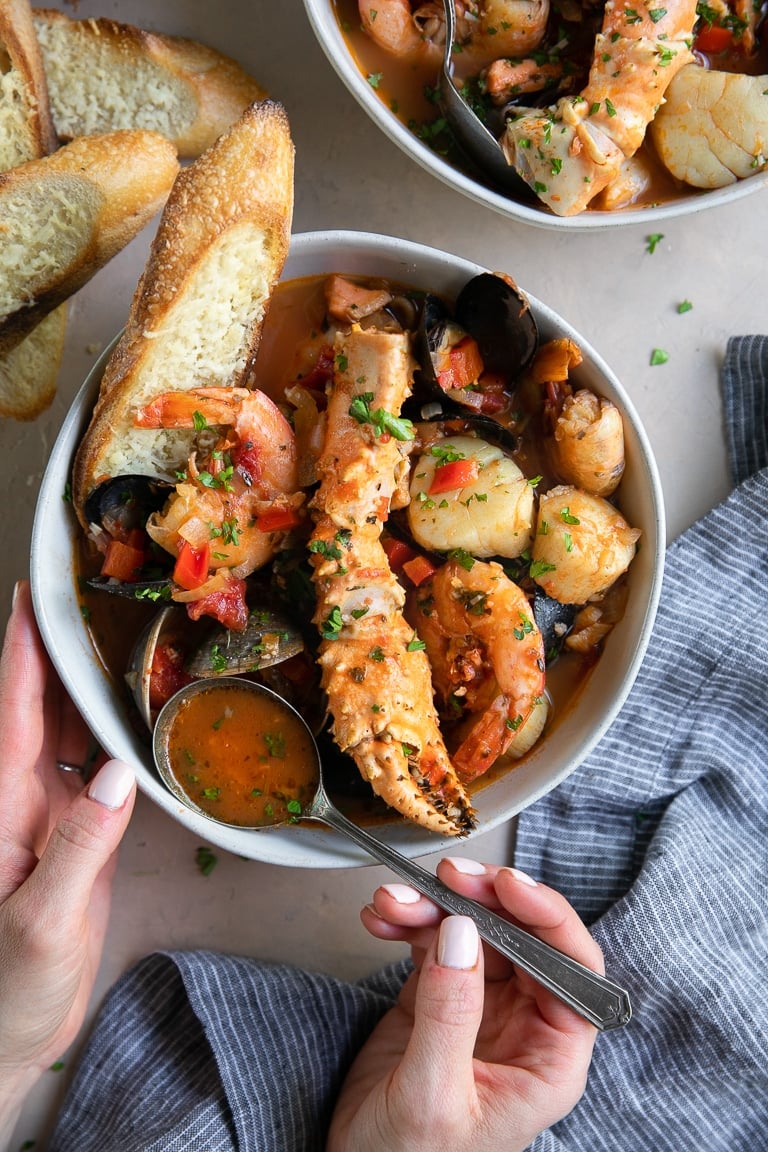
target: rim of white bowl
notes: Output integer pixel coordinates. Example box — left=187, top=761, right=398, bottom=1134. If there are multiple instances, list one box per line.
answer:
left=302, top=0, right=768, bottom=231
left=31, top=230, right=665, bottom=868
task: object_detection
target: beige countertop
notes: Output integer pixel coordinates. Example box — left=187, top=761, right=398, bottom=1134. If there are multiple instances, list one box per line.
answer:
left=5, top=0, right=767, bottom=1145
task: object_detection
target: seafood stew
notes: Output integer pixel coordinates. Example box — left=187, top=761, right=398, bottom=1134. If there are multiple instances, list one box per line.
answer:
left=331, top=0, right=768, bottom=216
left=33, top=230, right=662, bottom=867
left=75, top=264, right=641, bottom=837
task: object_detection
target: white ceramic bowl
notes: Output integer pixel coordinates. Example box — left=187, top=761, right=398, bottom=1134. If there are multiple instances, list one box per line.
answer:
left=303, top=0, right=768, bottom=231
left=31, top=230, right=664, bottom=867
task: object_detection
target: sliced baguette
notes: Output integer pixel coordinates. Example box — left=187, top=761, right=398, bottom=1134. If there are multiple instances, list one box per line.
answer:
left=0, top=0, right=57, bottom=169
left=72, top=99, right=294, bottom=530
left=0, top=0, right=63, bottom=420
left=0, top=302, right=66, bottom=420
left=0, top=130, right=179, bottom=360
left=33, top=9, right=267, bottom=158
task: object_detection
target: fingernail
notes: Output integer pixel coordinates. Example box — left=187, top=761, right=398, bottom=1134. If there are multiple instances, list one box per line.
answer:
left=381, top=883, right=421, bottom=904
left=12, top=580, right=22, bottom=611
left=447, top=857, right=486, bottom=875
left=88, top=759, right=135, bottom=810
left=364, top=902, right=384, bottom=919
left=437, top=916, right=479, bottom=970
left=503, top=866, right=538, bottom=887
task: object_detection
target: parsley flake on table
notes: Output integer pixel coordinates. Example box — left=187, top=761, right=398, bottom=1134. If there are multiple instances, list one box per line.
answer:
left=646, top=233, right=664, bottom=253
left=195, top=845, right=218, bottom=876
left=677, top=299, right=693, bottom=313
left=650, top=348, right=670, bottom=365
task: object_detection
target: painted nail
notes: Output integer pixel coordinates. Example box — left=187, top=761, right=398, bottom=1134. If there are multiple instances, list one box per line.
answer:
left=503, top=866, right=538, bottom=887
left=88, top=759, right=135, bottom=810
left=447, top=857, right=486, bottom=875
left=437, top=916, right=479, bottom=970
left=381, top=883, right=421, bottom=904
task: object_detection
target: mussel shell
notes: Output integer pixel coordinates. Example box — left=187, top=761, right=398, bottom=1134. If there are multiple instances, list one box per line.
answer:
left=87, top=578, right=172, bottom=601
left=186, top=608, right=304, bottom=677
left=83, top=475, right=169, bottom=533
left=455, top=273, right=538, bottom=379
left=532, top=589, right=577, bottom=663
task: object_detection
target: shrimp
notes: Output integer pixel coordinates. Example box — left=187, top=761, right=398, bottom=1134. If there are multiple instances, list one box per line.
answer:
left=136, top=386, right=302, bottom=583
left=412, top=558, right=546, bottom=783
left=650, top=65, right=768, bottom=187
left=531, top=484, right=640, bottom=604
left=309, top=324, right=476, bottom=835
left=360, top=0, right=550, bottom=60
left=501, top=0, right=698, bottom=214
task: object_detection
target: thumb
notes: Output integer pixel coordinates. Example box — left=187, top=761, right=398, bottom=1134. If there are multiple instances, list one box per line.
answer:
left=397, top=916, right=484, bottom=1115
left=25, top=759, right=136, bottom=924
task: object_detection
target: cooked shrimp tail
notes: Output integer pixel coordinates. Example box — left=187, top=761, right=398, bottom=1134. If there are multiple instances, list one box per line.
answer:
left=412, top=558, right=546, bottom=783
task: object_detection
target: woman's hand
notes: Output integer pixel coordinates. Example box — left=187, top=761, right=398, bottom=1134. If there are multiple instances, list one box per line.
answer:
left=328, top=858, right=603, bottom=1152
left=0, top=582, right=136, bottom=1142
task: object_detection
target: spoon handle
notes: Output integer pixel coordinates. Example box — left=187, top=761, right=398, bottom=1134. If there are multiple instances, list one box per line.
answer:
left=313, top=802, right=631, bottom=1032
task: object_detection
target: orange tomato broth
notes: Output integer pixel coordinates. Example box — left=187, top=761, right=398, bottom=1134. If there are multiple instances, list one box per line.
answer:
left=331, top=0, right=768, bottom=212
left=165, top=681, right=318, bottom=827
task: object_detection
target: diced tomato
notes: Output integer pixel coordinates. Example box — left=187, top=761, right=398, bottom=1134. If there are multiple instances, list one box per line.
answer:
left=148, top=643, right=193, bottom=712
left=402, top=554, right=438, bottom=587
left=173, top=539, right=211, bottom=590
left=693, top=23, right=734, bottom=52
left=294, top=343, right=335, bottom=393
left=436, top=337, right=485, bottom=392
left=428, top=457, right=480, bottom=494
left=382, top=535, right=418, bottom=571
left=233, top=444, right=263, bottom=486
left=101, top=539, right=146, bottom=582
left=186, top=578, right=249, bottom=630
left=256, top=506, right=302, bottom=533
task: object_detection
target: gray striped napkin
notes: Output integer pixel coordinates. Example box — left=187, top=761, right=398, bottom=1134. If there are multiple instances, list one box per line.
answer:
left=51, top=337, right=768, bottom=1151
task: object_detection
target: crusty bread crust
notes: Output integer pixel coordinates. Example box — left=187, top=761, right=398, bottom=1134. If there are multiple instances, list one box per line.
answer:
left=72, top=100, right=294, bottom=528
left=0, top=130, right=179, bottom=358
left=34, top=9, right=267, bottom=158
left=0, top=0, right=57, bottom=169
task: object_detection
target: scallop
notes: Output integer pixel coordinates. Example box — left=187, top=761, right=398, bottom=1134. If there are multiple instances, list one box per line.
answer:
left=407, top=434, right=534, bottom=558
left=531, top=485, right=640, bottom=604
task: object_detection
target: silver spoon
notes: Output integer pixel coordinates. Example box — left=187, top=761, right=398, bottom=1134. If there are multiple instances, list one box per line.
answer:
left=437, top=0, right=531, bottom=197
left=154, top=677, right=632, bottom=1032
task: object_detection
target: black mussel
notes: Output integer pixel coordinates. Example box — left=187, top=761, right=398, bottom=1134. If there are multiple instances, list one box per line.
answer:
left=413, top=407, right=521, bottom=456
left=87, top=577, right=172, bottom=601
left=455, top=273, right=538, bottom=379
left=533, top=589, right=577, bottom=664
left=82, top=475, right=170, bottom=535
left=186, top=607, right=304, bottom=678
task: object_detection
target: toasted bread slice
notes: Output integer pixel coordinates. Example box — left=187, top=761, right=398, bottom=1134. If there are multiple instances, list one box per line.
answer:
left=0, top=0, right=57, bottom=169
left=33, top=9, right=267, bottom=158
left=0, top=130, right=179, bottom=360
left=72, top=100, right=294, bottom=528
left=0, top=302, right=66, bottom=420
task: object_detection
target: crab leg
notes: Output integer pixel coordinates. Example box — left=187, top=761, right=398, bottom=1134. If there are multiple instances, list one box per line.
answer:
left=309, top=326, right=476, bottom=836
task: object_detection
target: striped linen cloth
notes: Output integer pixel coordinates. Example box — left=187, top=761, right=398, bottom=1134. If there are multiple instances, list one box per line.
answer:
left=51, top=337, right=768, bottom=1150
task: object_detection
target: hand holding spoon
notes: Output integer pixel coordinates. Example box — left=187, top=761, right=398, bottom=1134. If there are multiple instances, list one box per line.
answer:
left=154, top=677, right=632, bottom=1032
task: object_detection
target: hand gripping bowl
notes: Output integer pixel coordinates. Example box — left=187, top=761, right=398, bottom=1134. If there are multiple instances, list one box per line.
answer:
left=303, top=0, right=768, bottom=231
left=30, top=231, right=665, bottom=867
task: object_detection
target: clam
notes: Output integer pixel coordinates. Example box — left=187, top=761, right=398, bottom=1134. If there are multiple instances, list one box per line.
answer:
left=126, top=603, right=305, bottom=729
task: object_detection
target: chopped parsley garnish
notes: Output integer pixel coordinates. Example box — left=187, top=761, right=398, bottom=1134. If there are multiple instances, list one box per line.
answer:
left=529, top=558, right=557, bottom=579
left=369, top=646, right=385, bottom=661
left=646, top=232, right=664, bottom=253
left=447, top=548, right=475, bottom=571
left=195, top=846, right=218, bottom=876
left=202, top=787, right=221, bottom=800
left=406, top=637, right=426, bottom=651
left=677, top=299, right=693, bottom=313
left=560, top=507, right=580, bottom=525
left=348, top=392, right=414, bottom=441
left=366, top=72, right=383, bottom=89
left=264, top=732, right=287, bottom=759
left=321, top=606, right=344, bottom=639
left=650, top=348, right=669, bottom=365
left=192, top=410, right=209, bottom=432
left=209, top=644, right=227, bottom=674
